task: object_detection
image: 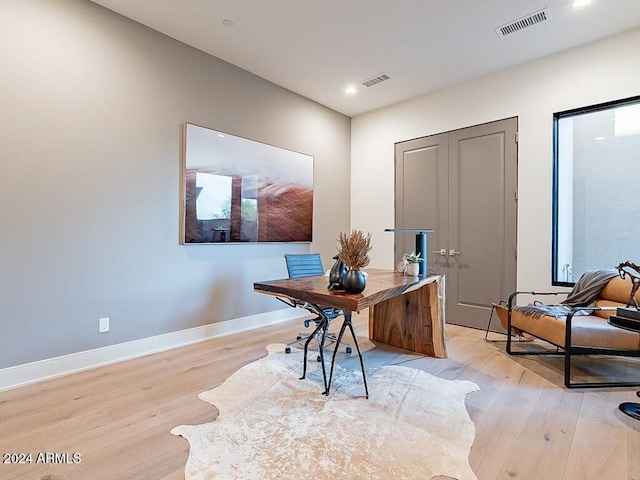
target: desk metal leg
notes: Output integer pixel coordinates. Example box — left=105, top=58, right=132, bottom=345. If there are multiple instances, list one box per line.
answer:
left=301, top=313, right=328, bottom=393
left=326, top=311, right=369, bottom=399
left=326, top=320, right=348, bottom=396
left=317, top=319, right=329, bottom=392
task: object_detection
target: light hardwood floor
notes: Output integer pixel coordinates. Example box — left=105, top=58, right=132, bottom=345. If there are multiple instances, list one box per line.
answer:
left=1, top=311, right=639, bottom=480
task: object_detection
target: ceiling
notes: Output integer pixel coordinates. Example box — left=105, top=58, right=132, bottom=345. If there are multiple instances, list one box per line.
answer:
left=89, top=0, right=640, bottom=117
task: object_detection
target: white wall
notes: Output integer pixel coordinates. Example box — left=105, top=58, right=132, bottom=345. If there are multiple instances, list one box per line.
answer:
left=0, top=0, right=351, bottom=370
left=351, top=28, right=640, bottom=290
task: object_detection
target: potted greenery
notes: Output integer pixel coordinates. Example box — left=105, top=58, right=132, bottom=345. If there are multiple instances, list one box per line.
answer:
left=402, top=251, right=423, bottom=276
left=337, top=230, right=372, bottom=294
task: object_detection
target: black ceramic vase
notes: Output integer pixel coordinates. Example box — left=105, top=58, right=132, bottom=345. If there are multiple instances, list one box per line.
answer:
left=342, top=269, right=366, bottom=294
left=328, top=255, right=347, bottom=290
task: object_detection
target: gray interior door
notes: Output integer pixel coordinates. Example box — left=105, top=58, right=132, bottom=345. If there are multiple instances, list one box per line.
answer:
left=394, top=118, right=518, bottom=330
left=394, top=133, right=448, bottom=275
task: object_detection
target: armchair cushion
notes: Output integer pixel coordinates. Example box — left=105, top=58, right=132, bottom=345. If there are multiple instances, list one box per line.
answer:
left=511, top=274, right=640, bottom=350
left=510, top=308, right=640, bottom=350
left=594, top=276, right=640, bottom=318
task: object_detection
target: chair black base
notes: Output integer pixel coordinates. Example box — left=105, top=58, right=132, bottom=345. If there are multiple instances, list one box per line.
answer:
left=285, top=330, right=352, bottom=360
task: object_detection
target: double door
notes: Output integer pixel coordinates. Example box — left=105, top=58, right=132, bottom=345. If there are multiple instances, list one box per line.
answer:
left=394, top=118, right=518, bottom=329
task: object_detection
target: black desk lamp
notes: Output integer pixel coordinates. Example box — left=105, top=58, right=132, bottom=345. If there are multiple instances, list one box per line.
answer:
left=385, top=228, right=434, bottom=275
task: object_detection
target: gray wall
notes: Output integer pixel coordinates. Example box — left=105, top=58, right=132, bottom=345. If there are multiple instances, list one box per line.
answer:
left=0, top=0, right=351, bottom=369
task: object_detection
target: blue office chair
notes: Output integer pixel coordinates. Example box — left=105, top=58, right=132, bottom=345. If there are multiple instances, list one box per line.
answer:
left=281, top=254, right=352, bottom=359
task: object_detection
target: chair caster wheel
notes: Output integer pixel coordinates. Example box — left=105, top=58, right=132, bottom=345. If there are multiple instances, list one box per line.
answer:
left=296, top=335, right=303, bottom=340
left=285, top=346, right=291, bottom=354
left=317, top=355, right=322, bottom=362
left=346, top=347, right=352, bottom=354
left=304, top=320, right=312, bottom=328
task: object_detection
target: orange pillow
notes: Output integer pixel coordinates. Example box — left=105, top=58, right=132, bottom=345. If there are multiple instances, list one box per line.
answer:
left=599, top=276, right=640, bottom=304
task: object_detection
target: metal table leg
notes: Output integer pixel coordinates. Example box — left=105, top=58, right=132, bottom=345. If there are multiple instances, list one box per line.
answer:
left=300, top=311, right=329, bottom=394
left=326, top=311, right=369, bottom=399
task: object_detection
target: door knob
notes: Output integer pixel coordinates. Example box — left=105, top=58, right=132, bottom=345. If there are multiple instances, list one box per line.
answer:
left=449, top=249, right=461, bottom=256
left=433, top=249, right=447, bottom=256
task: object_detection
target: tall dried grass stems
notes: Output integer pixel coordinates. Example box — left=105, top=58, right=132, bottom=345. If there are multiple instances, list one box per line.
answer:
left=337, top=230, right=372, bottom=270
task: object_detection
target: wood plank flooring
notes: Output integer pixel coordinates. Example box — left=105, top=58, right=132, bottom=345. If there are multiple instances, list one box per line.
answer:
left=1, top=311, right=639, bottom=479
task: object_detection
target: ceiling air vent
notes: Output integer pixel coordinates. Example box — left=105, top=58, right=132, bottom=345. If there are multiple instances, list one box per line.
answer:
left=361, top=73, right=390, bottom=88
left=495, top=8, right=552, bottom=38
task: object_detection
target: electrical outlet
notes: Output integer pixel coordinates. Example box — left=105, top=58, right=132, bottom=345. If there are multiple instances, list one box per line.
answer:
left=99, top=317, right=110, bottom=333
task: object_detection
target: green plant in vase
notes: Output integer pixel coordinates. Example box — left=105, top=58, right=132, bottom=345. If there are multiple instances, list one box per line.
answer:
left=337, top=230, right=372, bottom=294
left=402, top=251, right=423, bottom=276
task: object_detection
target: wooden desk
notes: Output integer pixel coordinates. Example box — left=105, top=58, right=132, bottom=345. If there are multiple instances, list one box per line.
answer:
left=254, top=269, right=447, bottom=396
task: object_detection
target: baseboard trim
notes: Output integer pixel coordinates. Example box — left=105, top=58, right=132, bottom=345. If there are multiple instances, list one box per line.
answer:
left=0, top=308, right=305, bottom=392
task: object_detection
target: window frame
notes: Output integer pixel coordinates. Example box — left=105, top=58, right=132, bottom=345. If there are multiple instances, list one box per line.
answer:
left=552, top=94, right=640, bottom=287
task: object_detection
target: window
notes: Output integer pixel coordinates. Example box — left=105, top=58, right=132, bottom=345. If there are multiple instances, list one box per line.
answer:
left=553, top=95, right=640, bottom=285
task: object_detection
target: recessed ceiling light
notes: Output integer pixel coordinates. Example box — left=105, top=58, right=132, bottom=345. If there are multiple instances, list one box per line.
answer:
left=222, top=19, right=235, bottom=27
left=344, top=86, right=357, bottom=95
left=573, top=0, right=593, bottom=8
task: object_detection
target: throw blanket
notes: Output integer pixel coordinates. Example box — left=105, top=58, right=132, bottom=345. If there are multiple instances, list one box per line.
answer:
left=515, top=269, right=618, bottom=319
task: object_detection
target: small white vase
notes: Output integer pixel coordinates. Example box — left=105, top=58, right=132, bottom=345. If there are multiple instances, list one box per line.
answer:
left=406, top=263, right=420, bottom=276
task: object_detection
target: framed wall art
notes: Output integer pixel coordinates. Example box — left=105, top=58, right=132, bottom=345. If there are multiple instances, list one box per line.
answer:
left=181, top=123, right=314, bottom=244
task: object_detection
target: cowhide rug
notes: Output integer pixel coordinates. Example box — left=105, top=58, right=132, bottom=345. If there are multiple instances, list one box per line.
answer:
left=171, top=344, right=479, bottom=480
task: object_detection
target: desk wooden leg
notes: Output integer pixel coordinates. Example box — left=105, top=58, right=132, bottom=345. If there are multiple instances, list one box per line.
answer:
left=369, top=279, right=447, bottom=358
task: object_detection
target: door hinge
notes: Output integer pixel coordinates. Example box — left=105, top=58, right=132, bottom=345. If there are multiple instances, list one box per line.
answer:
left=515, top=132, right=519, bottom=143
left=515, top=189, right=518, bottom=200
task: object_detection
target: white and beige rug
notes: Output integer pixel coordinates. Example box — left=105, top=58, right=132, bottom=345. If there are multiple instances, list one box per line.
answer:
left=171, top=344, right=479, bottom=480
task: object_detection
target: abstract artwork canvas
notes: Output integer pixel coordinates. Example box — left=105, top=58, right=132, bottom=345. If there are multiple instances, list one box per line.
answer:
left=181, top=123, right=313, bottom=243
